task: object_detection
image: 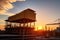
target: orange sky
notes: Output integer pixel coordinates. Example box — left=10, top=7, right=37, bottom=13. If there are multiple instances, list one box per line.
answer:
left=0, top=24, right=5, bottom=30
left=0, top=0, right=60, bottom=31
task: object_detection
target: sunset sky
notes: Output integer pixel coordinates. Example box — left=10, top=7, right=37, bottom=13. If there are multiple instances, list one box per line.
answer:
left=0, top=0, right=60, bottom=30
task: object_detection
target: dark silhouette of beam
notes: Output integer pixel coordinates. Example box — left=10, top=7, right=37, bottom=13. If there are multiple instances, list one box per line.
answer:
left=46, top=23, right=60, bottom=25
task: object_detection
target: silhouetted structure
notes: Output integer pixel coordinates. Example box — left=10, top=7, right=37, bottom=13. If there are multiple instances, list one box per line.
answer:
left=54, top=27, right=60, bottom=37
left=45, top=19, right=60, bottom=38
left=5, top=8, right=36, bottom=40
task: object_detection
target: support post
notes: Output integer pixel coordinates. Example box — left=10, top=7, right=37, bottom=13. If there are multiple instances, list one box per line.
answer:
left=30, top=22, right=31, bottom=27
left=5, top=21, right=8, bottom=28
left=34, top=22, right=35, bottom=27
left=19, top=23, right=21, bottom=27
left=27, top=23, right=28, bottom=27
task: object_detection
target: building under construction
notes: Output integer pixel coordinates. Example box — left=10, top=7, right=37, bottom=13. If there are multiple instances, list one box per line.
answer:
left=45, top=19, right=60, bottom=37
left=5, top=8, right=36, bottom=40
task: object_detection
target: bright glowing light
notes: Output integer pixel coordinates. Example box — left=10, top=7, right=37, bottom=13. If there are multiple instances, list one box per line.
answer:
left=35, top=26, right=43, bottom=31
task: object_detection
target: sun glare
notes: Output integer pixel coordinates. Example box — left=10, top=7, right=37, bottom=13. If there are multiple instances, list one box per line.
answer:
left=35, top=26, right=43, bottom=31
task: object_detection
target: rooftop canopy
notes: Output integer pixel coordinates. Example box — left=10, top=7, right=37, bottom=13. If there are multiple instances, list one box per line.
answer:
left=6, top=8, right=36, bottom=23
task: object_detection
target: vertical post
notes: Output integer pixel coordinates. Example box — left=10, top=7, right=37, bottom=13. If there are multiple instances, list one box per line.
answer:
left=27, top=23, right=28, bottom=27
left=30, top=22, right=31, bottom=27
left=23, top=23, right=25, bottom=27
left=19, top=23, right=21, bottom=27
left=45, top=25, right=47, bottom=31
left=34, top=22, right=35, bottom=28
left=5, top=21, right=8, bottom=28
left=23, top=23, right=25, bottom=40
left=10, top=22, right=12, bottom=28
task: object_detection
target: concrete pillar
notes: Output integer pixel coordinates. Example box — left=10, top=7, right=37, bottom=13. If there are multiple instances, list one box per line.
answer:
left=5, top=21, right=8, bottom=28
left=30, top=22, right=31, bottom=27
left=23, top=23, right=25, bottom=27
left=34, top=22, right=35, bottom=27
left=27, top=23, right=28, bottom=27
left=19, top=23, right=21, bottom=27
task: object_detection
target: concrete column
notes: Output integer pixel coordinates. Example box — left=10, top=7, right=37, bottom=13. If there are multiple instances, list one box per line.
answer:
left=10, top=22, right=12, bottom=28
left=34, top=22, right=35, bottom=27
left=5, top=21, right=8, bottom=28
left=30, top=22, right=31, bottom=27
left=27, top=23, right=28, bottom=27
left=23, top=23, right=25, bottom=27
left=19, top=23, right=21, bottom=27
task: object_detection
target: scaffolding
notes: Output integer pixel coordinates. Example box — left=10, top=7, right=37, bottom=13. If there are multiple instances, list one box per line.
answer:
left=45, top=19, right=60, bottom=37
left=5, top=8, right=36, bottom=40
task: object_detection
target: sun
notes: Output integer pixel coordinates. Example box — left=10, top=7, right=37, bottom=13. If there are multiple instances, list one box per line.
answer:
left=35, top=26, right=43, bottom=31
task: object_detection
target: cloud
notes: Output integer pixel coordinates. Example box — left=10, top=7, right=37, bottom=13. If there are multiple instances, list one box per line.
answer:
left=0, top=20, right=5, bottom=22
left=17, top=0, right=26, bottom=1
left=3, top=12, right=15, bottom=16
left=0, top=12, right=15, bottom=25
left=0, top=0, right=26, bottom=14
left=0, top=14, right=9, bottom=20
left=0, top=19, right=5, bottom=24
